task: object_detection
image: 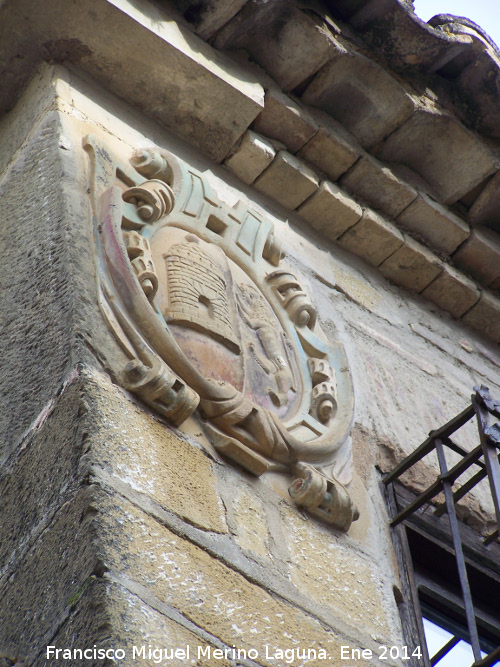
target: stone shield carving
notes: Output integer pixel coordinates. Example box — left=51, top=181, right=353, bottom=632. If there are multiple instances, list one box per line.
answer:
left=84, top=135, right=358, bottom=531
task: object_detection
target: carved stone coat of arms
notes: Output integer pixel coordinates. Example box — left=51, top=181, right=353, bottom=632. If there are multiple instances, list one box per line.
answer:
left=85, top=135, right=358, bottom=531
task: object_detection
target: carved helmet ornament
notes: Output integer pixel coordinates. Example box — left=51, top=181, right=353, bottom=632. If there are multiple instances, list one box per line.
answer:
left=84, top=135, right=358, bottom=531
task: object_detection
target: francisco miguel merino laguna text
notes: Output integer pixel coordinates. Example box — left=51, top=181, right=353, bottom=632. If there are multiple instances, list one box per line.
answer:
left=46, top=644, right=332, bottom=663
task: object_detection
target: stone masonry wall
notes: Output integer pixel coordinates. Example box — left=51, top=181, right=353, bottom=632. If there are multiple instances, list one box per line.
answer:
left=0, top=64, right=499, bottom=667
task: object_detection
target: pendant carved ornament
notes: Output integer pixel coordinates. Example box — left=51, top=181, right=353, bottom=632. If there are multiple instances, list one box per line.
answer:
left=84, top=135, right=358, bottom=531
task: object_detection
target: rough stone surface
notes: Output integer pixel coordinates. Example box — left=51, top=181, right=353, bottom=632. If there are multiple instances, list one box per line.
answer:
left=298, top=180, right=363, bottom=240
left=337, top=209, right=405, bottom=266
left=224, top=130, right=275, bottom=185
left=0, top=371, right=86, bottom=581
left=214, top=0, right=341, bottom=91
left=0, top=63, right=67, bottom=179
left=456, top=47, right=500, bottom=140
left=97, top=493, right=347, bottom=664
left=252, top=88, right=317, bottom=153
left=462, top=291, right=500, bottom=344
left=303, top=49, right=415, bottom=148
left=468, top=169, right=500, bottom=233
left=0, top=0, right=264, bottom=163
left=30, top=578, right=114, bottom=667
left=350, top=0, right=473, bottom=71
left=340, top=154, right=417, bottom=219
left=231, top=488, right=270, bottom=558
left=0, top=486, right=102, bottom=664
left=378, top=109, right=498, bottom=204
left=281, top=507, right=393, bottom=638
left=254, top=150, right=319, bottom=209
left=0, top=112, right=75, bottom=461
left=421, top=264, right=480, bottom=318
left=297, top=112, right=361, bottom=182
left=378, top=236, right=443, bottom=292
left=84, top=370, right=227, bottom=535
left=33, top=578, right=231, bottom=667
left=171, top=0, right=248, bottom=41
left=396, top=193, right=470, bottom=255
left=452, top=226, right=500, bottom=288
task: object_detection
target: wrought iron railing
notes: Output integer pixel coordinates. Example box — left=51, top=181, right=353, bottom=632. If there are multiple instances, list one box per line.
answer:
left=384, top=386, right=500, bottom=667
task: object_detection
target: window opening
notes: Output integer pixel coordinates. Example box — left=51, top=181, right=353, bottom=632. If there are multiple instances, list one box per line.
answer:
left=384, top=387, right=500, bottom=667
left=422, top=612, right=497, bottom=667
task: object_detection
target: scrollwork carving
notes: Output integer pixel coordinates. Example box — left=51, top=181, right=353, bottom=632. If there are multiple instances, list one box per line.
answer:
left=122, top=179, right=175, bottom=223
left=289, top=463, right=359, bottom=531
left=266, top=270, right=317, bottom=329
left=308, top=358, right=337, bottom=423
left=123, top=231, right=158, bottom=299
left=85, top=134, right=357, bottom=531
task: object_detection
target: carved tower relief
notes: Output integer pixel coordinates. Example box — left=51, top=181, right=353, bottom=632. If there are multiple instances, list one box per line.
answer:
left=84, top=135, right=358, bottom=531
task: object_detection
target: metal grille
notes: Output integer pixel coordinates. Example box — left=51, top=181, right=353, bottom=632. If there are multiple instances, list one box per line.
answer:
left=384, top=386, right=500, bottom=667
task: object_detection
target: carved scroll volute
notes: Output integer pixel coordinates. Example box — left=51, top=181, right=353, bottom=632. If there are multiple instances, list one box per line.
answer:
left=266, top=270, right=317, bottom=329
left=89, top=136, right=357, bottom=531
left=289, top=464, right=359, bottom=531
left=122, top=180, right=174, bottom=223
left=123, top=231, right=158, bottom=300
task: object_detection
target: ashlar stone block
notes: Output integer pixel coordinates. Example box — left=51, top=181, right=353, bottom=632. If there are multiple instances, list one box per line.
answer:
left=452, top=226, right=500, bottom=288
left=224, top=130, right=276, bottom=185
left=282, top=508, right=393, bottom=638
left=303, top=49, right=415, bottom=148
left=252, top=89, right=317, bottom=153
left=86, top=369, right=228, bottom=535
left=33, top=579, right=231, bottom=667
left=0, top=0, right=265, bottom=163
left=98, top=494, right=346, bottom=663
left=173, top=0, right=248, bottom=40
left=340, top=154, right=417, bottom=219
left=298, top=180, right=362, bottom=240
left=0, top=371, right=87, bottom=577
left=421, top=264, right=480, bottom=318
left=0, top=486, right=103, bottom=664
left=297, top=112, right=361, bottom=182
left=337, top=209, right=404, bottom=266
left=468, top=169, right=500, bottom=232
left=462, top=291, right=500, bottom=344
left=214, top=0, right=342, bottom=91
left=397, top=192, right=470, bottom=255
left=378, top=236, right=443, bottom=292
left=254, top=150, right=320, bottom=209
left=378, top=108, right=497, bottom=204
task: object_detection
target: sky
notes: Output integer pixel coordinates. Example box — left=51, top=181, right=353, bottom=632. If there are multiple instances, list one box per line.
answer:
left=412, top=0, right=500, bottom=49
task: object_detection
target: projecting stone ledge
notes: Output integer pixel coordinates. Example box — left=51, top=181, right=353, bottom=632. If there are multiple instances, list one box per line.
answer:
left=396, top=193, right=470, bottom=256
left=168, top=0, right=248, bottom=40
left=377, top=108, right=498, bottom=205
left=469, top=170, right=500, bottom=233
left=302, top=47, right=416, bottom=149
left=253, top=151, right=319, bottom=210
left=453, top=227, right=500, bottom=289
left=462, top=291, right=500, bottom=344
left=0, top=0, right=264, bottom=163
left=340, top=154, right=417, bottom=219
left=336, top=209, right=404, bottom=266
left=252, top=89, right=317, bottom=154
left=378, top=236, right=443, bottom=293
left=298, top=181, right=362, bottom=241
left=224, top=130, right=276, bottom=185
left=297, top=112, right=361, bottom=183
left=214, top=0, right=340, bottom=91
left=421, top=264, right=480, bottom=319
